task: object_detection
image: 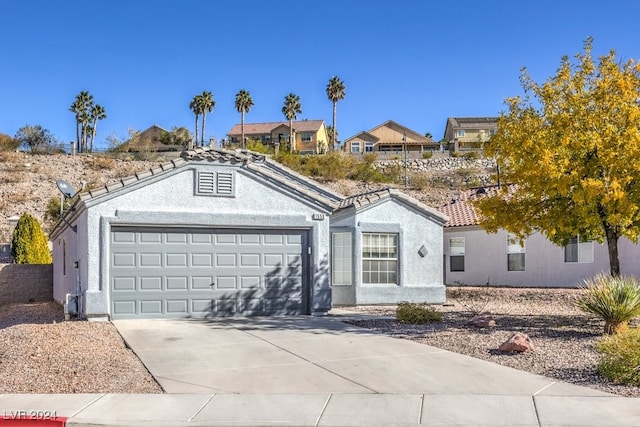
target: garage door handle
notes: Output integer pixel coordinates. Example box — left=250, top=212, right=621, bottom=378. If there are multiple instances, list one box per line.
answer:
left=209, top=282, right=215, bottom=288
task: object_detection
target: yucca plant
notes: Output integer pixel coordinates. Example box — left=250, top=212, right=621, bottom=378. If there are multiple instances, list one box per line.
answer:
left=575, top=274, right=640, bottom=334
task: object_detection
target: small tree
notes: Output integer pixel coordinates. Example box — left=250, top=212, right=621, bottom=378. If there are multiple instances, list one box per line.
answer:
left=11, top=212, right=52, bottom=264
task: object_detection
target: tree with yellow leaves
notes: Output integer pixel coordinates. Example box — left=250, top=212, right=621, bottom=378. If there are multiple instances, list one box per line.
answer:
left=475, top=38, right=640, bottom=276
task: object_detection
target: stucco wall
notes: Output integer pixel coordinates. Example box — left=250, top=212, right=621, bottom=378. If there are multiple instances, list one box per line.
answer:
left=443, top=227, right=640, bottom=287
left=0, top=264, right=52, bottom=305
left=331, top=199, right=446, bottom=305
left=56, top=163, right=333, bottom=318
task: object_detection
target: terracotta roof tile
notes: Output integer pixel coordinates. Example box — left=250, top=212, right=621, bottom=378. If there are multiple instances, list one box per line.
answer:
left=438, top=185, right=513, bottom=227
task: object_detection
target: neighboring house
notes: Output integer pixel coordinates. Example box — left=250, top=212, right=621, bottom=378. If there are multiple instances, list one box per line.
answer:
left=226, top=120, right=328, bottom=154
left=50, top=147, right=446, bottom=320
left=116, top=125, right=185, bottom=153
left=344, top=120, right=439, bottom=155
left=439, top=186, right=640, bottom=287
left=330, top=189, right=448, bottom=305
left=443, top=117, right=498, bottom=153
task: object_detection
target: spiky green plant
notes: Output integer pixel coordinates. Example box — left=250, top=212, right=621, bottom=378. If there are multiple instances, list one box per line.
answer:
left=575, top=274, right=640, bottom=334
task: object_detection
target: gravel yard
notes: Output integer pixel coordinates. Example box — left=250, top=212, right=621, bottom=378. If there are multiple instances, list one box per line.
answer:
left=0, top=287, right=638, bottom=396
left=342, top=286, right=640, bottom=398
left=0, top=302, right=162, bottom=394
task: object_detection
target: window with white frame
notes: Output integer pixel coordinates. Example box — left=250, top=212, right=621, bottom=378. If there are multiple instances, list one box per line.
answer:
left=456, top=130, right=465, bottom=138
left=332, top=232, right=352, bottom=285
left=362, top=233, right=398, bottom=284
left=565, top=236, right=594, bottom=263
left=364, top=141, right=374, bottom=152
left=351, top=142, right=360, bottom=153
left=449, top=237, right=465, bottom=272
left=507, top=234, right=525, bottom=271
left=301, top=132, right=312, bottom=142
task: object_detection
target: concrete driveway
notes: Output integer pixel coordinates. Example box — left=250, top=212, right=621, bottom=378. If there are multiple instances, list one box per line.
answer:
left=113, top=315, right=607, bottom=396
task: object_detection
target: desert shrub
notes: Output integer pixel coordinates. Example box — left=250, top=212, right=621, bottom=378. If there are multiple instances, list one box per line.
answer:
left=575, top=274, right=640, bottom=334
left=396, top=302, right=442, bottom=324
left=422, top=151, right=433, bottom=159
left=596, top=327, right=640, bottom=386
left=451, top=151, right=461, bottom=157
left=0, top=133, right=19, bottom=152
left=273, top=151, right=305, bottom=174
left=410, top=172, right=431, bottom=190
left=45, top=197, right=62, bottom=221
left=245, top=140, right=272, bottom=154
left=304, top=152, right=356, bottom=181
left=91, top=155, right=116, bottom=170
left=463, top=151, right=480, bottom=159
left=11, top=212, right=52, bottom=264
left=350, top=154, right=391, bottom=183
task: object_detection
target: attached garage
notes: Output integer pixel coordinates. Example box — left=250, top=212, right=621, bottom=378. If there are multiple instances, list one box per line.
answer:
left=51, top=148, right=339, bottom=320
left=110, top=227, right=308, bottom=319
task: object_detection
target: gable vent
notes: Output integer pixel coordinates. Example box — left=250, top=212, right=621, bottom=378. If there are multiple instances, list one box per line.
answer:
left=217, top=172, right=233, bottom=195
left=197, top=172, right=216, bottom=194
left=196, top=170, right=235, bottom=197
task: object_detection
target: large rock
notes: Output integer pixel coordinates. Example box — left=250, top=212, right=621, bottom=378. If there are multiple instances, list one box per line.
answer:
left=498, top=332, right=534, bottom=352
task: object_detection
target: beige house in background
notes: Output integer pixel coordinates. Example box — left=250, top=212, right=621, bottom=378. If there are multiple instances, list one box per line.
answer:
left=343, top=120, right=439, bottom=155
left=443, top=117, right=498, bottom=153
left=226, top=120, right=328, bottom=154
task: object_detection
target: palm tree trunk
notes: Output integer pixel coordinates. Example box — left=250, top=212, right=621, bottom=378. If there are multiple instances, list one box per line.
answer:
left=332, top=101, right=337, bottom=152
left=90, top=119, right=98, bottom=153
left=241, top=111, right=245, bottom=149
left=201, top=113, right=206, bottom=147
left=75, top=120, right=80, bottom=153
left=194, top=115, right=199, bottom=150
left=289, top=119, right=294, bottom=152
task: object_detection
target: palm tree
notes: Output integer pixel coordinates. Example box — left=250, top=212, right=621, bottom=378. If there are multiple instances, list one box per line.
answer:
left=326, top=125, right=339, bottom=150
left=282, top=93, right=302, bottom=152
left=69, top=91, right=94, bottom=153
left=326, top=76, right=345, bottom=152
left=89, top=104, right=106, bottom=152
left=234, top=90, right=254, bottom=149
left=199, top=91, right=215, bottom=146
left=189, top=94, right=202, bottom=149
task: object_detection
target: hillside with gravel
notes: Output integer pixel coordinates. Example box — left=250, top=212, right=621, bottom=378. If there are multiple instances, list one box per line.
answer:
left=0, top=151, right=489, bottom=244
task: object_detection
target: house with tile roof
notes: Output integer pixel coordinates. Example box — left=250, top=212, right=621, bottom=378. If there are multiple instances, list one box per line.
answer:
left=50, top=147, right=447, bottom=320
left=443, top=117, right=498, bottom=154
left=439, top=185, right=640, bottom=287
left=343, top=120, right=439, bottom=156
left=226, top=120, right=329, bottom=154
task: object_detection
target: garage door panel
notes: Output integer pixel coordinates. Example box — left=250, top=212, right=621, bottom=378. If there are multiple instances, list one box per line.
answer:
left=167, top=276, right=188, bottom=290
left=111, top=228, right=307, bottom=319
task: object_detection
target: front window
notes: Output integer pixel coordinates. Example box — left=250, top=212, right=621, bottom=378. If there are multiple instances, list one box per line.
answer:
left=456, top=130, right=465, bottom=138
left=507, top=234, right=525, bottom=271
left=362, top=233, right=398, bottom=284
left=351, top=142, right=360, bottom=153
left=301, top=132, right=312, bottom=142
left=449, top=237, right=465, bottom=272
left=565, top=236, right=594, bottom=263
left=364, top=142, right=374, bottom=152
left=332, top=232, right=352, bottom=285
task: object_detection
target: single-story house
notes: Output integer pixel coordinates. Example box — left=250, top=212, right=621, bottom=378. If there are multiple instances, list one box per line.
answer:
left=344, top=120, right=439, bottom=155
left=51, top=147, right=446, bottom=320
left=439, top=186, right=640, bottom=287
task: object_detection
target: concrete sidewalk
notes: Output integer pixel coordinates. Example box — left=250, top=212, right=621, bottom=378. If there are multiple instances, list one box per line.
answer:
left=0, top=315, right=639, bottom=426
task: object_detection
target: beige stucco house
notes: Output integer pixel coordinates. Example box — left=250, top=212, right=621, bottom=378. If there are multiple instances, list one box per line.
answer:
left=443, top=117, right=498, bottom=153
left=227, top=120, right=329, bottom=154
left=343, top=120, right=439, bottom=155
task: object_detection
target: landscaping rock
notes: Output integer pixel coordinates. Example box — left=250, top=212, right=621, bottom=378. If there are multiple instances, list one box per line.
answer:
left=469, top=313, right=496, bottom=328
left=498, top=332, right=535, bottom=352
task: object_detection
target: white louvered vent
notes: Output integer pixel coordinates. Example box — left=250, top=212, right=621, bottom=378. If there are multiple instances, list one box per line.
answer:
left=216, top=172, right=233, bottom=195
left=197, top=171, right=216, bottom=194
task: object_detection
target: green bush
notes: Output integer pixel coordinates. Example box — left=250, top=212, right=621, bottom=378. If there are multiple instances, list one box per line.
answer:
left=463, top=151, right=480, bottom=159
left=575, top=274, right=640, bottom=334
left=11, top=212, right=52, bottom=264
left=45, top=197, right=62, bottom=222
left=596, top=327, right=640, bottom=386
left=246, top=139, right=272, bottom=154
left=396, top=302, right=443, bottom=324
left=422, top=151, right=433, bottom=159
left=304, top=152, right=356, bottom=181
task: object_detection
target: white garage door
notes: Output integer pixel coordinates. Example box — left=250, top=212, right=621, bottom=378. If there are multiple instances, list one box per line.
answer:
left=110, top=227, right=308, bottom=319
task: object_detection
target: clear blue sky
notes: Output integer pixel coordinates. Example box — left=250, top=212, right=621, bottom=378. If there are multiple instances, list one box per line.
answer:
left=3, top=0, right=640, bottom=150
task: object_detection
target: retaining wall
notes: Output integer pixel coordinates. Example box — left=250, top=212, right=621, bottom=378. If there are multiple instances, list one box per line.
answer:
left=0, top=264, right=53, bottom=305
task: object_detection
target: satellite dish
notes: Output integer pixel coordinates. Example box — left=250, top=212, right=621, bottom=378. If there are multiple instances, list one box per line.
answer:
left=56, top=180, right=77, bottom=198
